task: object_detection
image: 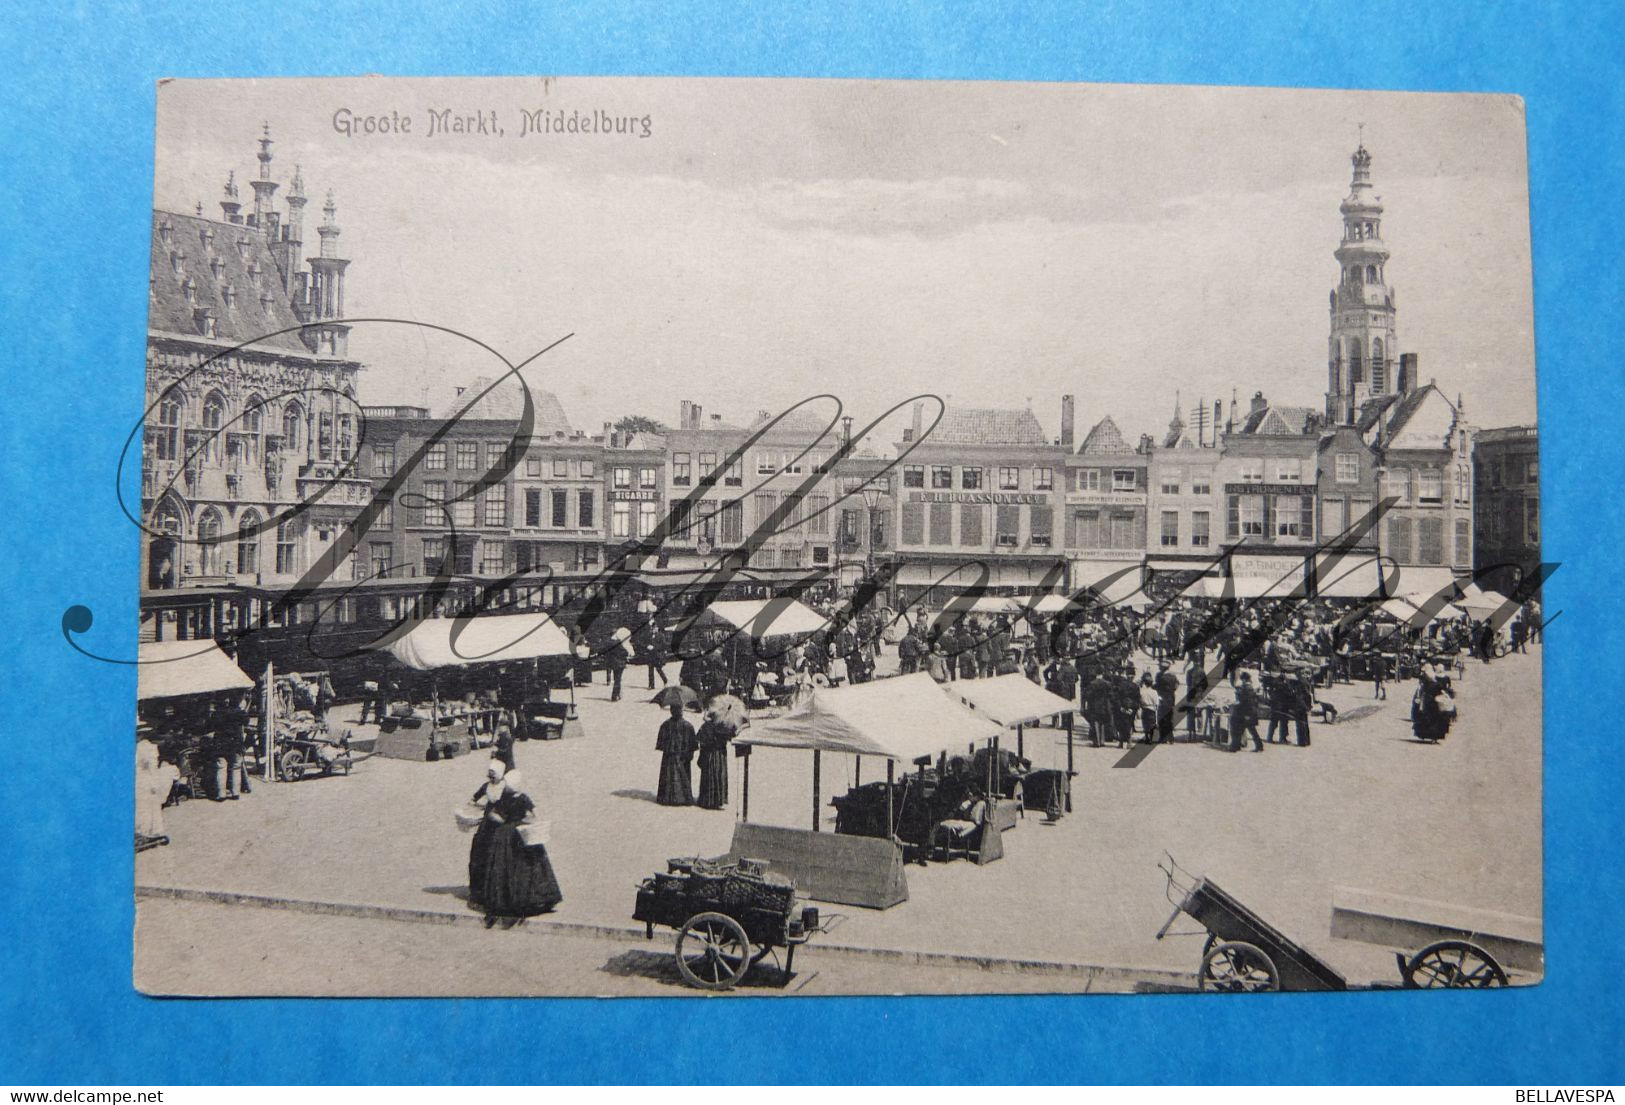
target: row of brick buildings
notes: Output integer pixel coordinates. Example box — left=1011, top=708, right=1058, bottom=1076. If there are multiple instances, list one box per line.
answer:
left=141, top=133, right=1542, bottom=611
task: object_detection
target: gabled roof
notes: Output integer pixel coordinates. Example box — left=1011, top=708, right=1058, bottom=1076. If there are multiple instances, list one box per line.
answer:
left=149, top=211, right=309, bottom=352
left=923, top=407, right=1049, bottom=447
left=1078, top=415, right=1128, bottom=455
left=438, top=375, right=572, bottom=435
left=1240, top=404, right=1319, bottom=436
left=1356, top=384, right=1455, bottom=445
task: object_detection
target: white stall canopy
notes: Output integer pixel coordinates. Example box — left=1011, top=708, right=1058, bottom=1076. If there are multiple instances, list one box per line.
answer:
left=742, top=672, right=1002, bottom=763
left=138, top=640, right=255, bottom=700
left=1315, top=554, right=1389, bottom=599
left=1017, top=594, right=1082, bottom=616
left=692, top=598, right=829, bottom=640
left=946, top=673, right=1076, bottom=729
left=383, top=612, right=572, bottom=670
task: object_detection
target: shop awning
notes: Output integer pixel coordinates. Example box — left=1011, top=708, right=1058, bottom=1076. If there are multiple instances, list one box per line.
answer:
left=1315, top=554, right=1389, bottom=599
left=1451, top=582, right=1507, bottom=615
left=383, top=613, right=572, bottom=670
left=138, top=641, right=255, bottom=701
left=742, top=673, right=1003, bottom=762
left=1390, top=567, right=1458, bottom=603
left=1072, top=561, right=1146, bottom=606
left=946, top=673, right=1076, bottom=729
left=1178, top=576, right=1229, bottom=600
left=695, top=598, right=829, bottom=639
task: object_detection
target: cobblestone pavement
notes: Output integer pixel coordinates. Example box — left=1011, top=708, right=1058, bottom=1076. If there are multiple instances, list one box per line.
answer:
left=136, top=644, right=1542, bottom=995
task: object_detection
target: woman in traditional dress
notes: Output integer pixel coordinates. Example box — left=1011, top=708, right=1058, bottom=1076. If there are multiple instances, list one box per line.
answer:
left=468, top=762, right=562, bottom=927
left=655, top=701, right=696, bottom=806
left=695, top=710, right=736, bottom=810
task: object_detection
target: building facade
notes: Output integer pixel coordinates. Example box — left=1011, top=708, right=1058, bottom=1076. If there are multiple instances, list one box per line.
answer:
left=1144, top=398, right=1223, bottom=598
left=143, top=128, right=369, bottom=598
left=1472, top=425, right=1540, bottom=597
left=1065, top=413, right=1149, bottom=598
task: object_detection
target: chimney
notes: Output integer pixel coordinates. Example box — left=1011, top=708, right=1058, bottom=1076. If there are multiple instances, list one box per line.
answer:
left=603, top=420, right=614, bottom=447
left=1213, top=401, right=1222, bottom=447
left=711, top=413, right=722, bottom=425
left=1227, top=390, right=1238, bottom=434
left=909, top=402, right=923, bottom=444
left=692, top=404, right=703, bottom=428
left=1250, top=391, right=1268, bottom=416
left=1399, top=353, right=1418, bottom=395
left=679, top=399, right=692, bottom=428
left=1060, top=394, right=1075, bottom=448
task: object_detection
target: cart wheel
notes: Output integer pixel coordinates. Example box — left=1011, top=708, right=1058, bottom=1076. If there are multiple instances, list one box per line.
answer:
left=277, top=747, right=306, bottom=782
left=1200, top=940, right=1279, bottom=992
left=675, top=912, right=752, bottom=990
left=1403, top=940, right=1508, bottom=989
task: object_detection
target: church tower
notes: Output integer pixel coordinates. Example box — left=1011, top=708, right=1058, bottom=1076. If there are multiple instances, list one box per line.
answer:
left=1326, top=141, right=1399, bottom=425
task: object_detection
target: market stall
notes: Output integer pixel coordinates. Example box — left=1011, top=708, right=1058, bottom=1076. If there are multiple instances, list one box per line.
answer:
left=136, top=641, right=257, bottom=806
left=731, top=673, right=1008, bottom=906
left=376, top=612, right=577, bottom=760
left=946, top=673, right=1079, bottom=819
left=680, top=598, right=830, bottom=696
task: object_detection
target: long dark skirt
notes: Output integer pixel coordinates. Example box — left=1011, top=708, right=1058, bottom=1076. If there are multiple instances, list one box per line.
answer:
left=656, top=750, right=694, bottom=805
left=467, top=822, right=497, bottom=908
left=696, top=745, right=728, bottom=809
left=475, top=824, right=562, bottom=918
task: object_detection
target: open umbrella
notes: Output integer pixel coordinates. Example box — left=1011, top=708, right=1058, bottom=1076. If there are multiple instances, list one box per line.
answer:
left=705, top=693, right=750, bottom=730
left=651, top=685, right=702, bottom=711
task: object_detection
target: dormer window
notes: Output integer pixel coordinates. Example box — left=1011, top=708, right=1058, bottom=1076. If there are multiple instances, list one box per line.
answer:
left=222, top=284, right=236, bottom=308
left=210, top=257, right=224, bottom=279
left=247, top=262, right=261, bottom=287
left=182, top=277, right=197, bottom=306
left=193, top=308, right=216, bottom=338
left=259, top=293, right=274, bottom=312
left=158, top=221, right=172, bottom=245
left=169, top=251, right=184, bottom=275
left=236, top=236, right=250, bottom=259
left=199, top=227, right=214, bottom=250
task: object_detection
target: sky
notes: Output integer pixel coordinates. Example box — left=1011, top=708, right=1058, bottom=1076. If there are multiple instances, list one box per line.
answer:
left=153, top=76, right=1537, bottom=447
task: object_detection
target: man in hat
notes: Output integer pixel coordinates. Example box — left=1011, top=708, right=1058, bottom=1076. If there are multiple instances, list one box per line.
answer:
left=1231, top=671, right=1264, bottom=752
left=1155, top=659, right=1180, bottom=744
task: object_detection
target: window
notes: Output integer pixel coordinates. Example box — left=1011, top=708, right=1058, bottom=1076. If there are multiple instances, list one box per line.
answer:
left=456, top=442, right=477, bottom=470
left=638, top=501, right=658, bottom=538
left=1323, top=497, right=1347, bottom=538
left=754, top=492, right=778, bottom=532
left=452, top=482, right=475, bottom=528
left=1237, top=458, right=1264, bottom=483
left=1455, top=466, right=1471, bottom=504
left=425, top=442, right=446, bottom=471
left=369, top=542, right=392, bottom=580
left=959, top=504, right=984, bottom=546
left=723, top=460, right=742, bottom=487
left=1191, top=476, right=1212, bottom=496
left=995, top=504, right=1020, bottom=547
left=611, top=501, right=631, bottom=538
left=1417, top=518, right=1444, bottom=565
left=547, top=458, right=565, bottom=478
left=1112, top=469, right=1137, bottom=492
left=1418, top=470, right=1443, bottom=504
left=1525, top=459, right=1539, bottom=484
left=374, top=444, right=395, bottom=476
left=962, top=466, right=984, bottom=490
left=1074, top=469, right=1100, bottom=492
left=999, top=467, right=1020, bottom=490
left=317, top=413, right=334, bottom=461
left=578, top=490, right=594, bottom=529
left=1070, top=509, right=1100, bottom=547
left=929, top=502, right=953, bottom=545
left=524, top=489, right=542, bottom=528
left=486, top=443, right=507, bottom=471
left=720, top=501, right=743, bottom=544
left=483, top=486, right=508, bottom=527
left=1351, top=496, right=1374, bottom=529
left=201, top=393, right=226, bottom=463
left=1160, top=511, right=1179, bottom=547
left=756, top=452, right=778, bottom=476
left=452, top=536, right=476, bottom=575
left=931, top=466, right=953, bottom=490
left=1030, top=506, right=1053, bottom=547
left=421, top=537, right=445, bottom=575
left=1191, top=510, right=1211, bottom=548
left=1109, top=511, right=1137, bottom=549
left=525, top=457, right=542, bottom=477
left=421, top=480, right=447, bottom=526
left=1524, top=498, right=1540, bottom=544
left=1239, top=494, right=1265, bottom=537
left=1381, top=469, right=1411, bottom=504
left=580, top=460, right=595, bottom=479
left=1275, top=495, right=1304, bottom=539
left=672, top=452, right=692, bottom=486
left=239, top=398, right=263, bottom=465
left=903, top=465, right=924, bottom=488
left=481, top=541, right=506, bottom=576
left=806, top=494, right=829, bottom=536
left=1160, top=469, right=1182, bottom=496
left=781, top=451, right=803, bottom=475
left=276, top=521, right=298, bottom=574
left=901, top=501, right=925, bottom=545
left=1335, top=452, right=1359, bottom=484
left=1387, top=517, right=1413, bottom=562
left=1033, top=467, right=1053, bottom=491
left=1275, top=458, right=1302, bottom=483
left=613, top=467, right=631, bottom=489
left=551, top=489, right=568, bottom=528
left=697, top=453, right=716, bottom=483
left=154, top=392, right=182, bottom=461
left=1455, top=518, right=1471, bottom=565
left=640, top=468, right=657, bottom=490
left=375, top=500, right=393, bottom=529
left=236, top=510, right=260, bottom=575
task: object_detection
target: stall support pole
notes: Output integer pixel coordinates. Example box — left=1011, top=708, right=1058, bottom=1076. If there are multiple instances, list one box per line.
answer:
left=741, top=746, right=751, bottom=823
left=812, top=749, right=822, bottom=832
left=886, top=760, right=895, bottom=837
left=1064, top=711, right=1075, bottom=813
left=1017, top=722, right=1025, bottom=759
left=262, top=661, right=275, bottom=782
left=855, top=754, right=862, bottom=787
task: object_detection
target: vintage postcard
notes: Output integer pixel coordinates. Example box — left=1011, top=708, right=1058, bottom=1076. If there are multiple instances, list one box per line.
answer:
left=133, top=76, right=1541, bottom=996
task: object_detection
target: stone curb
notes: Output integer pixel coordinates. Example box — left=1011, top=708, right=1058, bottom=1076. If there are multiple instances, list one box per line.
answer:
left=136, top=883, right=1192, bottom=989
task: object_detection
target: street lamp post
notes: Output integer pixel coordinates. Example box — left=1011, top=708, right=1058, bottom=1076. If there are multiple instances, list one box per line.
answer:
left=861, top=485, right=883, bottom=598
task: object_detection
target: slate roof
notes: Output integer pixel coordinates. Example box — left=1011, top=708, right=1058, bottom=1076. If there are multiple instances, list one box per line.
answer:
left=1356, top=385, right=1451, bottom=442
left=1078, top=415, right=1129, bottom=455
left=149, top=210, right=309, bottom=353
left=438, top=375, right=573, bottom=435
left=1239, top=404, right=1319, bottom=436
left=922, top=407, right=1049, bottom=446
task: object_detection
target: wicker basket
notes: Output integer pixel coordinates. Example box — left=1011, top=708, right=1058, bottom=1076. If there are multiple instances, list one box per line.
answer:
left=723, top=871, right=795, bottom=913
left=652, top=872, right=687, bottom=894
left=686, top=872, right=728, bottom=902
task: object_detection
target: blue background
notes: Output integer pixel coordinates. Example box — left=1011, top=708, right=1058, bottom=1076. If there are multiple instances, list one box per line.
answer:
left=0, top=0, right=1619, bottom=1086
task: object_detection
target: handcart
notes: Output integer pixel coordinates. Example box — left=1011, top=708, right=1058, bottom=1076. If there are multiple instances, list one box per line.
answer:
left=274, top=722, right=354, bottom=782
left=632, top=857, right=840, bottom=990
left=1155, top=855, right=1508, bottom=991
